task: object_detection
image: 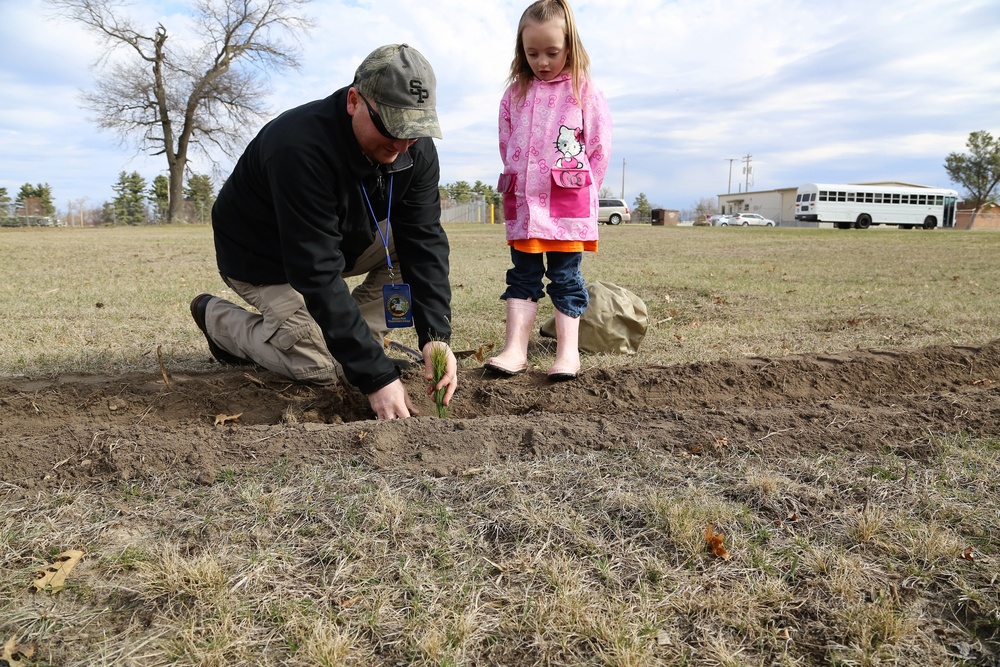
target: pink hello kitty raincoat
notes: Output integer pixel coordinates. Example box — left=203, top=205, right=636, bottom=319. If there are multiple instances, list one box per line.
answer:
left=499, top=71, right=611, bottom=243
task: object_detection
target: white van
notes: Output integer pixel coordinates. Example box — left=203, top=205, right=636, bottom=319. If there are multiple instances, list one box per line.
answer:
left=598, top=199, right=630, bottom=225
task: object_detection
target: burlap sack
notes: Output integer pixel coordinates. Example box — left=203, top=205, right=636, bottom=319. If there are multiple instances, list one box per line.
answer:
left=540, top=281, right=648, bottom=354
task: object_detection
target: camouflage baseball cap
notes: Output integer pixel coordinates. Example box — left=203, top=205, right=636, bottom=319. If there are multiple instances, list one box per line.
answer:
left=354, top=44, right=442, bottom=140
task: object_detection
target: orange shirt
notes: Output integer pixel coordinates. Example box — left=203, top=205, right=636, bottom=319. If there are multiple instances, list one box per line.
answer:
left=510, top=239, right=598, bottom=253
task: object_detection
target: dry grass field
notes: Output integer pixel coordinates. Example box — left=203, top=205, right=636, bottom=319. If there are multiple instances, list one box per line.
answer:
left=1, top=223, right=999, bottom=666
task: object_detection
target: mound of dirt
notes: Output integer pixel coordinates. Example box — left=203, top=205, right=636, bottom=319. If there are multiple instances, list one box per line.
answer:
left=2, top=340, right=999, bottom=491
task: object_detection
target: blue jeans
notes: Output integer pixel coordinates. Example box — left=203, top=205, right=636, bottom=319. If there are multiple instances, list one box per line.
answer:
left=501, top=248, right=588, bottom=317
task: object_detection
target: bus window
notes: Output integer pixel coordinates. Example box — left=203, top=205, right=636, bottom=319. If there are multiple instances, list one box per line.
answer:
left=874, top=194, right=882, bottom=203
left=846, top=193, right=855, bottom=202
left=891, top=194, right=900, bottom=204
left=901, top=195, right=910, bottom=204
left=819, top=191, right=828, bottom=201
left=837, top=191, right=846, bottom=202
left=918, top=195, right=927, bottom=205
left=810, top=193, right=816, bottom=202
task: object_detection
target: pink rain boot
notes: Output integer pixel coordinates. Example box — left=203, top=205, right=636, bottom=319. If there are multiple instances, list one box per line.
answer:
left=484, top=298, right=538, bottom=376
left=547, top=309, right=580, bottom=381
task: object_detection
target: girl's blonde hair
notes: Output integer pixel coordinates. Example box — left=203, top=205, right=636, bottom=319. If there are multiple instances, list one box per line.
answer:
left=506, top=0, right=591, bottom=103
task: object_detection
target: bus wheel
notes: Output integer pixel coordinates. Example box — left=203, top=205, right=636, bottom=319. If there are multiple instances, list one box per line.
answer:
left=922, top=216, right=937, bottom=230
left=856, top=214, right=872, bottom=229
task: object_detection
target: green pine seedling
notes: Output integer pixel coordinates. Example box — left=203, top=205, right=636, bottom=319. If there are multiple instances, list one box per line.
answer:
left=430, top=343, right=448, bottom=418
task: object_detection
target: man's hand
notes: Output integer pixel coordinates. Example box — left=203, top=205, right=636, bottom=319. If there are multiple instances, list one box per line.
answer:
left=423, top=341, right=458, bottom=406
left=367, top=379, right=417, bottom=420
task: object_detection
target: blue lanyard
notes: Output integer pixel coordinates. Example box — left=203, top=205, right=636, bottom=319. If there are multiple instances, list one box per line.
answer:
left=360, top=174, right=395, bottom=282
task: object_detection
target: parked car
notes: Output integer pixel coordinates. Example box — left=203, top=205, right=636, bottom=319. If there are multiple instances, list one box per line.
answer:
left=598, top=199, right=630, bottom=225
left=707, top=214, right=732, bottom=226
left=724, top=213, right=776, bottom=227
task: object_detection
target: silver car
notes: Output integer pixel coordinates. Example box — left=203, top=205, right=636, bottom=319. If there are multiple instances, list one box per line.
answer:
left=598, top=199, right=631, bottom=225
left=725, top=213, right=776, bottom=227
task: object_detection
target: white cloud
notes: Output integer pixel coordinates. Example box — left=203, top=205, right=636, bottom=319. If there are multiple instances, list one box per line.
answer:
left=1, top=0, right=999, bottom=211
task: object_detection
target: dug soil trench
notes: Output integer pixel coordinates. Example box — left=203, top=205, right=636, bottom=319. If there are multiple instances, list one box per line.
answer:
left=3, top=339, right=999, bottom=491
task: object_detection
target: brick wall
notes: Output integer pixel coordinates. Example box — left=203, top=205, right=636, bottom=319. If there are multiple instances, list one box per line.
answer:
left=955, top=203, right=1000, bottom=230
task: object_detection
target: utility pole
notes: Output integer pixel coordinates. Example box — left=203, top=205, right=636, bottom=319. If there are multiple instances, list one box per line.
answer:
left=725, top=158, right=737, bottom=194
left=620, top=157, right=626, bottom=199
left=742, top=153, right=753, bottom=192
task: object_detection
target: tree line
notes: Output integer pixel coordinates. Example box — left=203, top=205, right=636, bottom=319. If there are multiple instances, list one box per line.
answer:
left=1, top=172, right=216, bottom=227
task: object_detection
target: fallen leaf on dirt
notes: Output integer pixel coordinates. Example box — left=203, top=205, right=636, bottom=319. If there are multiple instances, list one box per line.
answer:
left=454, top=344, right=494, bottom=361
left=1, top=637, right=37, bottom=666
left=214, top=412, right=242, bottom=426
left=961, top=546, right=977, bottom=562
left=32, top=550, right=84, bottom=593
left=705, top=524, right=731, bottom=560
left=656, top=629, right=672, bottom=646
left=338, top=595, right=362, bottom=609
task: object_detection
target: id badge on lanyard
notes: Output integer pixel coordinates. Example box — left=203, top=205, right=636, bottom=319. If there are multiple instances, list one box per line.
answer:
left=361, top=174, right=413, bottom=328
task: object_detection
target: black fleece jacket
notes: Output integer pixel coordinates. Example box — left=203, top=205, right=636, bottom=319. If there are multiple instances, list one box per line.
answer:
left=212, top=86, right=451, bottom=395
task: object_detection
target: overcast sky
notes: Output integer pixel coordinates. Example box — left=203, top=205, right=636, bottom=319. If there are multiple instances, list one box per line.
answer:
left=2, top=0, right=999, bottom=215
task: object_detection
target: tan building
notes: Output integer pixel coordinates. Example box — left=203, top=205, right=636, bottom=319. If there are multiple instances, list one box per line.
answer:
left=717, top=187, right=797, bottom=225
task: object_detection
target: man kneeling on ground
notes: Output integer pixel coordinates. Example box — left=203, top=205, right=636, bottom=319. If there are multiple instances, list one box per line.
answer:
left=191, top=43, right=457, bottom=421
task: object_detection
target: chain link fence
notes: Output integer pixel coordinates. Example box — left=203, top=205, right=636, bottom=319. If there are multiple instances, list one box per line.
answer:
left=441, top=200, right=496, bottom=224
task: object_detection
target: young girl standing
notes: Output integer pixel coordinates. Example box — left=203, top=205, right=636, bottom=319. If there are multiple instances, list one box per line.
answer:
left=484, top=0, right=611, bottom=382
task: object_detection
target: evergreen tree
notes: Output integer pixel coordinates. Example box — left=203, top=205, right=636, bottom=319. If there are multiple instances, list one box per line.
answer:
left=15, top=183, right=55, bottom=217
left=472, top=180, right=501, bottom=207
left=149, top=175, right=170, bottom=223
left=0, top=187, right=11, bottom=218
left=632, top=193, right=651, bottom=220
left=184, top=173, right=215, bottom=223
left=111, top=171, right=149, bottom=225
left=447, top=181, right=473, bottom=203
left=99, top=201, right=116, bottom=225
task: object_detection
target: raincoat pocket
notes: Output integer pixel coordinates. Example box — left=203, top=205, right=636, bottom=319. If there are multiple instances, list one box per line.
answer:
left=550, top=168, right=592, bottom=218
left=500, top=172, right=518, bottom=221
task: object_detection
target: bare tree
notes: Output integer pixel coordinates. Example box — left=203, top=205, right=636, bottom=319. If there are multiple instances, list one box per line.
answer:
left=692, top=196, right=718, bottom=222
left=47, top=0, right=313, bottom=222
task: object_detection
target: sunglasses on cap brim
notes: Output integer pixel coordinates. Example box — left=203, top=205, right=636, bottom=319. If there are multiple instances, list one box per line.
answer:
left=357, top=91, right=398, bottom=140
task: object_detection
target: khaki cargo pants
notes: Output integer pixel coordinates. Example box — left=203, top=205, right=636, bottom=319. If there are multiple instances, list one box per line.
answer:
left=203, top=229, right=396, bottom=385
